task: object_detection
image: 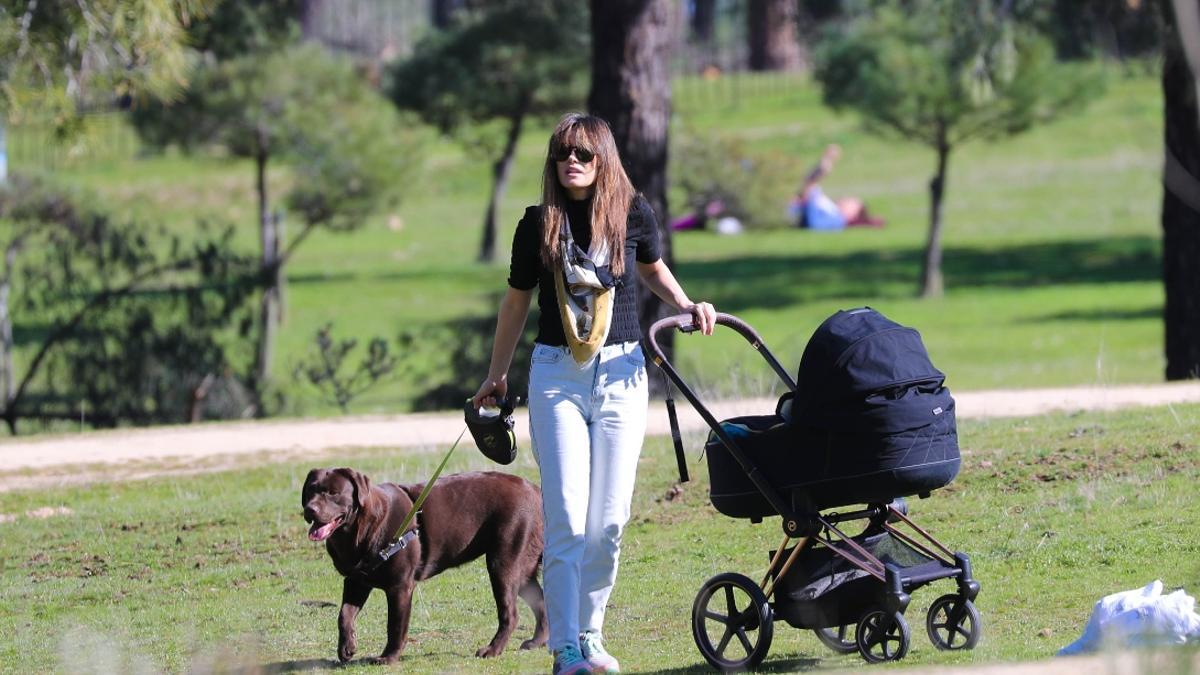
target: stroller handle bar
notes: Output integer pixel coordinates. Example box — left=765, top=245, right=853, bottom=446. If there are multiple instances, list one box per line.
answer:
left=646, top=312, right=798, bottom=393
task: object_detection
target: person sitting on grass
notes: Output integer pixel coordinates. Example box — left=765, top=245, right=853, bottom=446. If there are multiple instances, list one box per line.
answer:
left=790, top=144, right=885, bottom=230
left=670, top=198, right=725, bottom=231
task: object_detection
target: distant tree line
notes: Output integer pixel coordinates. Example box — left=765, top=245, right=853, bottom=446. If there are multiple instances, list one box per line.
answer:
left=1, top=0, right=1194, bottom=435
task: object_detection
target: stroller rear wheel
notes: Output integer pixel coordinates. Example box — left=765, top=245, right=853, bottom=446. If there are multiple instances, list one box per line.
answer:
left=691, top=572, right=774, bottom=671
left=855, top=608, right=910, bottom=663
left=813, top=625, right=857, bottom=654
left=926, top=594, right=981, bottom=650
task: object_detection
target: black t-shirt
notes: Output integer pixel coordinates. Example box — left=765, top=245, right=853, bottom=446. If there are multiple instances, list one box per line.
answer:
left=508, top=195, right=662, bottom=346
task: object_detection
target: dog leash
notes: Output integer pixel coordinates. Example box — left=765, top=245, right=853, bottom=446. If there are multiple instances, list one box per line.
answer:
left=352, top=426, right=468, bottom=576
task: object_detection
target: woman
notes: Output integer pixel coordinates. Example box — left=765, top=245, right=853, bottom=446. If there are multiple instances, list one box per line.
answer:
left=471, top=113, right=716, bottom=675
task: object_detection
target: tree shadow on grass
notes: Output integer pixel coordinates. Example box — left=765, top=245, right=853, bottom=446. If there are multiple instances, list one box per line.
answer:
left=287, top=267, right=493, bottom=285
left=675, top=235, right=1159, bottom=313
left=363, top=235, right=1158, bottom=408
left=12, top=323, right=51, bottom=348
left=1020, top=306, right=1160, bottom=323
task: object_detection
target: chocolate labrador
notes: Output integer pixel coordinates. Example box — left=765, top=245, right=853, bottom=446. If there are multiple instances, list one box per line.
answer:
left=301, top=468, right=547, bottom=664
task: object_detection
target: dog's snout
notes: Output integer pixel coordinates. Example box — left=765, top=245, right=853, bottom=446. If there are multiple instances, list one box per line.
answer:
left=303, top=505, right=318, bottom=522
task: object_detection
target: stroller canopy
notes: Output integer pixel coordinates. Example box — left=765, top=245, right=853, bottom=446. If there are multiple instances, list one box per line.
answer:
left=790, top=307, right=951, bottom=434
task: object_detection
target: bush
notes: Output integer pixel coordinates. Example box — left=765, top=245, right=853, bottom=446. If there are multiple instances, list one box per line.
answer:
left=0, top=174, right=258, bottom=431
left=671, top=129, right=801, bottom=230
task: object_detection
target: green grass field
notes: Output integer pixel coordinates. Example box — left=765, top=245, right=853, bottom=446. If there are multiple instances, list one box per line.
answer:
left=1, top=403, right=1197, bottom=672
left=6, top=69, right=1166, bottom=419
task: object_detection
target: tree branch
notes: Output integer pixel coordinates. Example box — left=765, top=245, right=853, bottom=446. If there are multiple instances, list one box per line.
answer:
left=278, top=221, right=318, bottom=267
left=15, top=0, right=40, bottom=60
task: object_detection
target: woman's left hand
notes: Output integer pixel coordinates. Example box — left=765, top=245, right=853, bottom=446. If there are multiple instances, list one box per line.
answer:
left=683, top=301, right=717, bottom=336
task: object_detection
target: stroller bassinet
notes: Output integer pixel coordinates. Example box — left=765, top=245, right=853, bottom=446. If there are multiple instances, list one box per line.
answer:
left=646, top=308, right=981, bottom=670
left=704, top=307, right=961, bottom=518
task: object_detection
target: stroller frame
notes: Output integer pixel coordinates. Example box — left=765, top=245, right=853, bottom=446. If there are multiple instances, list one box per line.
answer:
left=647, top=312, right=981, bottom=669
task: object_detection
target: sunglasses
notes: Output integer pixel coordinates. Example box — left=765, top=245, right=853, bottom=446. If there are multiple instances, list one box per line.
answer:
left=552, top=145, right=595, bottom=163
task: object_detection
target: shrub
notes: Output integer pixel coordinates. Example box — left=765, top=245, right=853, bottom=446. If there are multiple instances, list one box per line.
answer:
left=671, top=129, right=800, bottom=230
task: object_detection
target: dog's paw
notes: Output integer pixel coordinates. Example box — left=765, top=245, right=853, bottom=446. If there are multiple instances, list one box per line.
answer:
left=337, top=640, right=356, bottom=663
left=370, top=654, right=400, bottom=666
left=519, top=637, right=546, bottom=651
left=475, top=643, right=504, bottom=658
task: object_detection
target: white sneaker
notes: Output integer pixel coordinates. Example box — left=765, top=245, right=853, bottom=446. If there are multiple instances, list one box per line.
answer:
left=580, top=631, right=619, bottom=673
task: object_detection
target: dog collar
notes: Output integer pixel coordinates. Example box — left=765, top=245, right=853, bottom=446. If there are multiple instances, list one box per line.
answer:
left=375, top=525, right=420, bottom=563
left=350, top=521, right=420, bottom=578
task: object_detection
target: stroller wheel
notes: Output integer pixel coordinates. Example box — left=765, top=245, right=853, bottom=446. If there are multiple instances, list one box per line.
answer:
left=855, top=608, right=910, bottom=663
left=691, top=572, right=774, bottom=671
left=926, top=594, right=981, bottom=650
left=813, top=625, right=857, bottom=654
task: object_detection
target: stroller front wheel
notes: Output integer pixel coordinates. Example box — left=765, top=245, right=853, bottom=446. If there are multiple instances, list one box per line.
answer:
left=691, top=572, right=774, bottom=671
left=855, top=608, right=910, bottom=663
left=926, top=594, right=981, bottom=650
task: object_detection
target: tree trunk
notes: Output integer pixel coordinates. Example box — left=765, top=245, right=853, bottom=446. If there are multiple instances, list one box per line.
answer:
left=748, top=0, right=804, bottom=72
left=1162, top=0, right=1200, bottom=380
left=0, top=120, right=7, bottom=185
left=299, top=0, right=325, bottom=40
left=480, top=107, right=527, bottom=263
left=0, top=242, right=16, bottom=407
left=589, top=0, right=675, bottom=394
left=0, top=241, right=16, bottom=433
left=692, top=0, right=716, bottom=43
left=275, top=210, right=286, bottom=322
left=589, top=0, right=674, bottom=254
left=255, top=148, right=281, bottom=387
left=920, top=132, right=951, bottom=299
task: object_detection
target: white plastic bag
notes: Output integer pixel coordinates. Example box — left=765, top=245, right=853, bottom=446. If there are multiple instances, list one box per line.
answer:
left=1059, top=580, right=1200, bottom=655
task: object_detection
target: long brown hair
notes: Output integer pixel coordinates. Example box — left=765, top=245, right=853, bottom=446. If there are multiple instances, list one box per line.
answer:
left=540, top=113, right=635, bottom=276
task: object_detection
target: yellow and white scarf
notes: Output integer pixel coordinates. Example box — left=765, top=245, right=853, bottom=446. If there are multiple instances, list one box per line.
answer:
left=554, top=212, right=617, bottom=365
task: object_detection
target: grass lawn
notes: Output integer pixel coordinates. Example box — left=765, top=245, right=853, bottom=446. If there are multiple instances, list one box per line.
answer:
left=6, top=69, right=1167, bottom=420
left=1, top=402, right=1198, bottom=672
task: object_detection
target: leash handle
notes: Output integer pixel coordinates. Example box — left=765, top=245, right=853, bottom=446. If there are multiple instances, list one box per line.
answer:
left=467, top=395, right=520, bottom=419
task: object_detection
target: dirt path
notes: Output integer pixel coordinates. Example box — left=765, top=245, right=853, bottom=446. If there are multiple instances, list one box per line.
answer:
left=1, top=382, right=1198, bottom=492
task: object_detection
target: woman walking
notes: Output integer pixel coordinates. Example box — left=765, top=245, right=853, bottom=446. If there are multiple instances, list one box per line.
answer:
left=472, top=113, right=715, bottom=674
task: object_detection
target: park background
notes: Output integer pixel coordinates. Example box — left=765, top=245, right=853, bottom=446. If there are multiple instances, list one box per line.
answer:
left=1, top=0, right=1199, bottom=673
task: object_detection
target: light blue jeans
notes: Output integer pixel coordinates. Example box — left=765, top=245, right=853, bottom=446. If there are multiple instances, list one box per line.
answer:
left=527, top=340, right=648, bottom=652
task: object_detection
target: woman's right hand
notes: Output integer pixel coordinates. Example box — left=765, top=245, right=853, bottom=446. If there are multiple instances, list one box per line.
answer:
left=471, top=376, right=508, bottom=410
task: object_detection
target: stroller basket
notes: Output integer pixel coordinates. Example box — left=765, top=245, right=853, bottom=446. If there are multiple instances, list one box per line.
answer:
left=772, top=528, right=961, bottom=630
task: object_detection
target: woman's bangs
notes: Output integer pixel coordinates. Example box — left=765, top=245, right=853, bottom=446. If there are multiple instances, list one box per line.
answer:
left=553, top=125, right=597, bottom=156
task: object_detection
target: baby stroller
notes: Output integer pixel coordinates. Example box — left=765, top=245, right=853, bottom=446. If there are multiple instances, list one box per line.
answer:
left=646, top=308, right=981, bottom=669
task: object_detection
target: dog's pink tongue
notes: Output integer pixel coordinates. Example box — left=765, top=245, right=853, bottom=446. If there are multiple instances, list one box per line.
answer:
left=309, top=520, right=340, bottom=541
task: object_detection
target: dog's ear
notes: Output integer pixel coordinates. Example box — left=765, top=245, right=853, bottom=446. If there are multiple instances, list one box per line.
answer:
left=334, top=467, right=372, bottom=509
left=301, top=468, right=322, bottom=506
